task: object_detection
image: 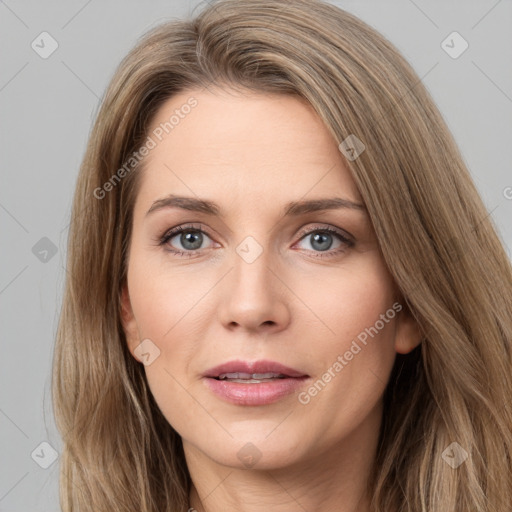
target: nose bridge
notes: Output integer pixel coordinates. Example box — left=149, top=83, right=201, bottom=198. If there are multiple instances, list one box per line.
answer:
left=231, top=233, right=275, bottom=297
left=216, top=232, right=289, bottom=331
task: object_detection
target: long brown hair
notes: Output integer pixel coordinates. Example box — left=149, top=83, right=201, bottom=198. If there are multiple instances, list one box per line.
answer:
left=52, top=0, right=512, bottom=510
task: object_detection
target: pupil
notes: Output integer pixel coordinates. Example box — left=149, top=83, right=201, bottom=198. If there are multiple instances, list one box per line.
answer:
left=311, top=233, right=332, bottom=251
left=181, top=231, right=202, bottom=250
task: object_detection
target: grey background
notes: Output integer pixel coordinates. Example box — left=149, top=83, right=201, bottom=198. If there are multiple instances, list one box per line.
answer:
left=1, top=0, right=511, bottom=510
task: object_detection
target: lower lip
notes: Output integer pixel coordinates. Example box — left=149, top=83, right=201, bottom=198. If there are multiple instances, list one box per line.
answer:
left=203, top=377, right=309, bottom=405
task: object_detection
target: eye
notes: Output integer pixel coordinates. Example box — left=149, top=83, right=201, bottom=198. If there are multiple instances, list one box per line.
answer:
left=294, top=226, right=353, bottom=258
left=157, top=223, right=354, bottom=259
left=158, top=223, right=215, bottom=257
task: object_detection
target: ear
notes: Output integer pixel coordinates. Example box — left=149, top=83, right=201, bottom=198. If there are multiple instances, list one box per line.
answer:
left=394, top=302, right=423, bottom=354
left=120, top=283, right=141, bottom=361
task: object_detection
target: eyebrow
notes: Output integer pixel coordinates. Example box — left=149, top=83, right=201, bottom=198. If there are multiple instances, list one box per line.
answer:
left=146, top=194, right=366, bottom=217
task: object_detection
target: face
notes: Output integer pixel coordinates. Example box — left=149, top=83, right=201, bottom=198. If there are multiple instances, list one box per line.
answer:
left=121, top=87, right=421, bottom=471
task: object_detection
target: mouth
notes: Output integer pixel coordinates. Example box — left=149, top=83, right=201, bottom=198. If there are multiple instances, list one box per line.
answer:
left=202, top=359, right=310, bottom=405
left=214, top=372, right=292, bottom=383
left=203, top=359, right=308, bottom=379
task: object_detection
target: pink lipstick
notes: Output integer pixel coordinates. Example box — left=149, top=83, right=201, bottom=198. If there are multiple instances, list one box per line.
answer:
left=202, top=359, right=309, bottom=406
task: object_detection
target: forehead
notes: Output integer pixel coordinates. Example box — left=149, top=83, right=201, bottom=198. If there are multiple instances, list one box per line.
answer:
left=135, top=87, right=362, bottom=214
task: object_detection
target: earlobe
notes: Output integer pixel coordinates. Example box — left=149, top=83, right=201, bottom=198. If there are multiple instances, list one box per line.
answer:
left=394, top=303, right=423, bottom=354
left=120, top=284, right=140, bottom=358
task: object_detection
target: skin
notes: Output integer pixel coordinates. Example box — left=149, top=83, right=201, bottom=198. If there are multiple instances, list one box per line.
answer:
left=121, top=86, right=422, bottom=512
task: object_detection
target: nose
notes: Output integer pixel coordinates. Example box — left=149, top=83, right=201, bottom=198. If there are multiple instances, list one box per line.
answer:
left=216, top=242, right=291, bottom=334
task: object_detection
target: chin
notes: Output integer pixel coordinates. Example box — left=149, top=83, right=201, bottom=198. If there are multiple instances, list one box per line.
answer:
left=195, top=430, right=307, bottom=471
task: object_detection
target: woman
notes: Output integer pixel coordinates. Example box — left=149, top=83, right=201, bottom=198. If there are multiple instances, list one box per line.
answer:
left=52, top=0, right=512, bottom=511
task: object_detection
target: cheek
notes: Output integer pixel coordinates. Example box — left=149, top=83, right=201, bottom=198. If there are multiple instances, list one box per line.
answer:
left=127, top=253, right=214, bottom=340
left=306, top=254, right=397, bottom=347
left=127, top=269, right=205, bottom=433
left=298, top=255, right=398, bottom=404
left=126, top=256, right=217, bottom=394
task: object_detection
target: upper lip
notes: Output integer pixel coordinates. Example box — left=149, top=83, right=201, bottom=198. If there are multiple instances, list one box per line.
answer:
left=203, top=359, right=308, bottom=379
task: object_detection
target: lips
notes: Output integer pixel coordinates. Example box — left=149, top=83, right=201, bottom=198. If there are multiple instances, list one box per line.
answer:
left=203, top=359, right=308, bottom=379
left=202, top=359, right=310, bottom=406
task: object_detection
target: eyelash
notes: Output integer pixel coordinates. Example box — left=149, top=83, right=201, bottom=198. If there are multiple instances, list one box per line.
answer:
left=157, top=223, right=354, bottom=259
